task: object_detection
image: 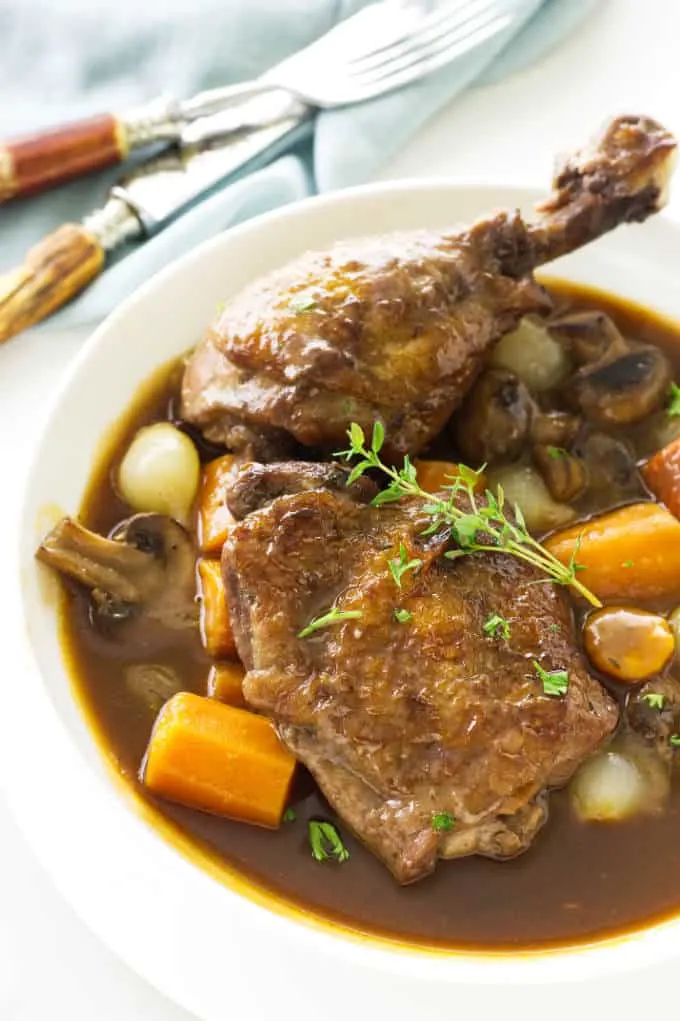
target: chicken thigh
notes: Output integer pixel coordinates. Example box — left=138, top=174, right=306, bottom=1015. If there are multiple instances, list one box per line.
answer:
left=223, top=463, right=618, bottom=882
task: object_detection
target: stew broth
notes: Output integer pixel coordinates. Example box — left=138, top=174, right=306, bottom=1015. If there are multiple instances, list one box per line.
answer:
left=59, top=280, right=680, bottom=950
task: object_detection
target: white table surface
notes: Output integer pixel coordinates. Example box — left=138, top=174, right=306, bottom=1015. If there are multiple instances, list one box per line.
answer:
left=2, top=1, right=679, bottom=1017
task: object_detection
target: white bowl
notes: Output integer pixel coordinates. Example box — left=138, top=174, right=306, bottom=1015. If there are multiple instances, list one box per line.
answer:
left=6, top=181, right=680, bottom=1021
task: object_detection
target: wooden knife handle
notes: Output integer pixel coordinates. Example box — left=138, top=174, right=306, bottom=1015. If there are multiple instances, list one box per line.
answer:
left=0, top=224, right=105, bottom=343
left=0, top=114, right=128, bottom=202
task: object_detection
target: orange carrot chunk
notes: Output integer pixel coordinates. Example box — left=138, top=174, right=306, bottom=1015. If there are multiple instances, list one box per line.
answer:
left=642, top=438, right=680, bottom=519
left=415, top=460, right=486, bottom=495
left=198, top=558, right=237, bottom=658
left=196, top=454, right=239, bottom=555
left=141, top=692, right=296, bottom=828
left=207, top=662, right=246, bottom=707
left=545, top=502, right=680, bottom=602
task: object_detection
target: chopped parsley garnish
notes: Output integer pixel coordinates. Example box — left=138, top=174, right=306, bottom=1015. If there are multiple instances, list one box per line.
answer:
left=622, top=560, right=635, bottom=568
left=547, top=446, right=567, bottom=460
left=641, top=692, right=666, bottom=710
left=483, top=613, right=510, bottom=640
left=309, top=821, right=349, bottom=863
left=549, top=623, right=561, bottom=633
left=298, top=606, right=363, bottom=639
left=394, top=607, right=413, bottom=623
left=533, top=659, right=569, bottom=697
left=667, top=382, right=680, bottom=418
left=336, top=423, right=601, bottom=608
left=670, top=734, right=680, bottom=748
left=432, top=812, right=455, bottom=832
left=291, top=294, right=318, bottom=314
left=282, top=807, right=297, bottom=823
left=389, top=541, right=423, bottom=590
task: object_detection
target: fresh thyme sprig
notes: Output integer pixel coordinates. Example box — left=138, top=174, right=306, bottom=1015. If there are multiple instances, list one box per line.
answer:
left=336, top=422, right=601, bottom=608
left=298, top=605, right=363, bottom=639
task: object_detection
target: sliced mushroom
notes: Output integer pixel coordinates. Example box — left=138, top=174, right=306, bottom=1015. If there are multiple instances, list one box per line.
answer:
left=549, top=309, right=627, bottom=365
left=530, top=410, right=581, bottom=447
left=575, top=431, right=645, bottom=504
left=124, top=663, right=184, bottom=712
left=452, top=369, right=533, bottom=464
left=452, top=367, right=582, bottom=466
left=572, top=347, right=672, bottom=425
left=36, top=513, right=198, bottom=631
left=532, top=445, right=588, bottom=503
left=550, top=310, right=672, bottom=425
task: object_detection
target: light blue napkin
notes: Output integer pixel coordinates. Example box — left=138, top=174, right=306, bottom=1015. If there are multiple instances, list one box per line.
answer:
left=0, top=0, right=598, bottom=330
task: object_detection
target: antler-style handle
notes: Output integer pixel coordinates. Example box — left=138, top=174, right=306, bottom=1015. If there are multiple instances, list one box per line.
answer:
left=0, top=115, right=129, bottom=203
left=0, top=224, right=105, bottom=342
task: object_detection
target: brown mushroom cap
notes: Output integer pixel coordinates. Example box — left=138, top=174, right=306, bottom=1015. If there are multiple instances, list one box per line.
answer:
left=452, top=368, right=533, bottom=465
left=36, top=513, right=198, bottom=632
left=532, top=445, right=588, bottom=503
left=550, top=309, right=672, bottom=425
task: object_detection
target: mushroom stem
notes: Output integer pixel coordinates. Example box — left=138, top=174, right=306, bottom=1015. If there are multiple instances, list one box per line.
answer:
left=36, top=513, right=199, bottom=631
left=37, top=518, right=152, bottom=604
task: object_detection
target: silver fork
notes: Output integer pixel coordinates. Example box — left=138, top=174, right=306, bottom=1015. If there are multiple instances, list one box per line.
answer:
left=184, top=0, right=539, bottom=116
left=0, top=0, right=538, bottom=338
left=0, top=0, right=537, bottom=203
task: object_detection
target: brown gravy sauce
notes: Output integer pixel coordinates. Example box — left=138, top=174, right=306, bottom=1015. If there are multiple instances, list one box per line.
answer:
left=58, top=280, right=680, bottom=950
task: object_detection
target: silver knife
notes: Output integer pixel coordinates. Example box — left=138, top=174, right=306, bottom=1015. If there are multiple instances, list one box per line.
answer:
left=0, top=92, right=311, bottom=344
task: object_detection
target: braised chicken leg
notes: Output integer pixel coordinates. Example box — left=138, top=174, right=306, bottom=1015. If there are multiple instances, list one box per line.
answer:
left=181, top=115, right=675, bottom=458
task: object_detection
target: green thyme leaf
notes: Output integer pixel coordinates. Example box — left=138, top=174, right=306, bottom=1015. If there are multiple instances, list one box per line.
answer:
left=670, top=734, right=680, bottom=748
left=514, top=503, right=527, bottom=532
left=547, top=446, right=567, bottom=460
left=291, top=294, right=317, bottom=313
left=389, top=542, right=423, bottom=589
left=309, top=821, right=350, bottom=863
left=283, top=807, right=297, bottom=823
left=371, top=421, right=385, bottom=454
left=667, top=382, right=680, bottom=418
left=483, top=613, right=510, bottom=640
left=394, top=608, right=413, bottom=623
left=401, top=454, right=418, bottom=484
left=432, top=812, right=455, bottom=832
left=533, top=659, right=569, bottom=697
left=452, top=514, right=486, bottom=548
left=298, top=606, right=363, bottom=639
left=641, top=692, right=666, bottom=710
left=371, top=484, right=404, bottom=507
left=349, top=422, right=365, bottom=452
left=347, top=459, right=372, bottom=485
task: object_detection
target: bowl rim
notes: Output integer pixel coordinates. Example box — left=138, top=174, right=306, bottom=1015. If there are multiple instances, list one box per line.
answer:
left=6, top=176, right=680, bottom=1013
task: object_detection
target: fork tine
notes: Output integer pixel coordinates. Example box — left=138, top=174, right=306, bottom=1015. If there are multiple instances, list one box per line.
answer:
left=348, top=0, right=499, bottom=75
left=351, top=6, right=514, bottom=90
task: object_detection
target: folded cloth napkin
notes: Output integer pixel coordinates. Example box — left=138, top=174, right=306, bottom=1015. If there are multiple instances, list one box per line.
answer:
left=0, top=0, right=598, bottom=330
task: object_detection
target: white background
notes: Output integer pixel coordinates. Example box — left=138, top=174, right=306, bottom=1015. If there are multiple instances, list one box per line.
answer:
left=1, top=1, right=678, bottom=1017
